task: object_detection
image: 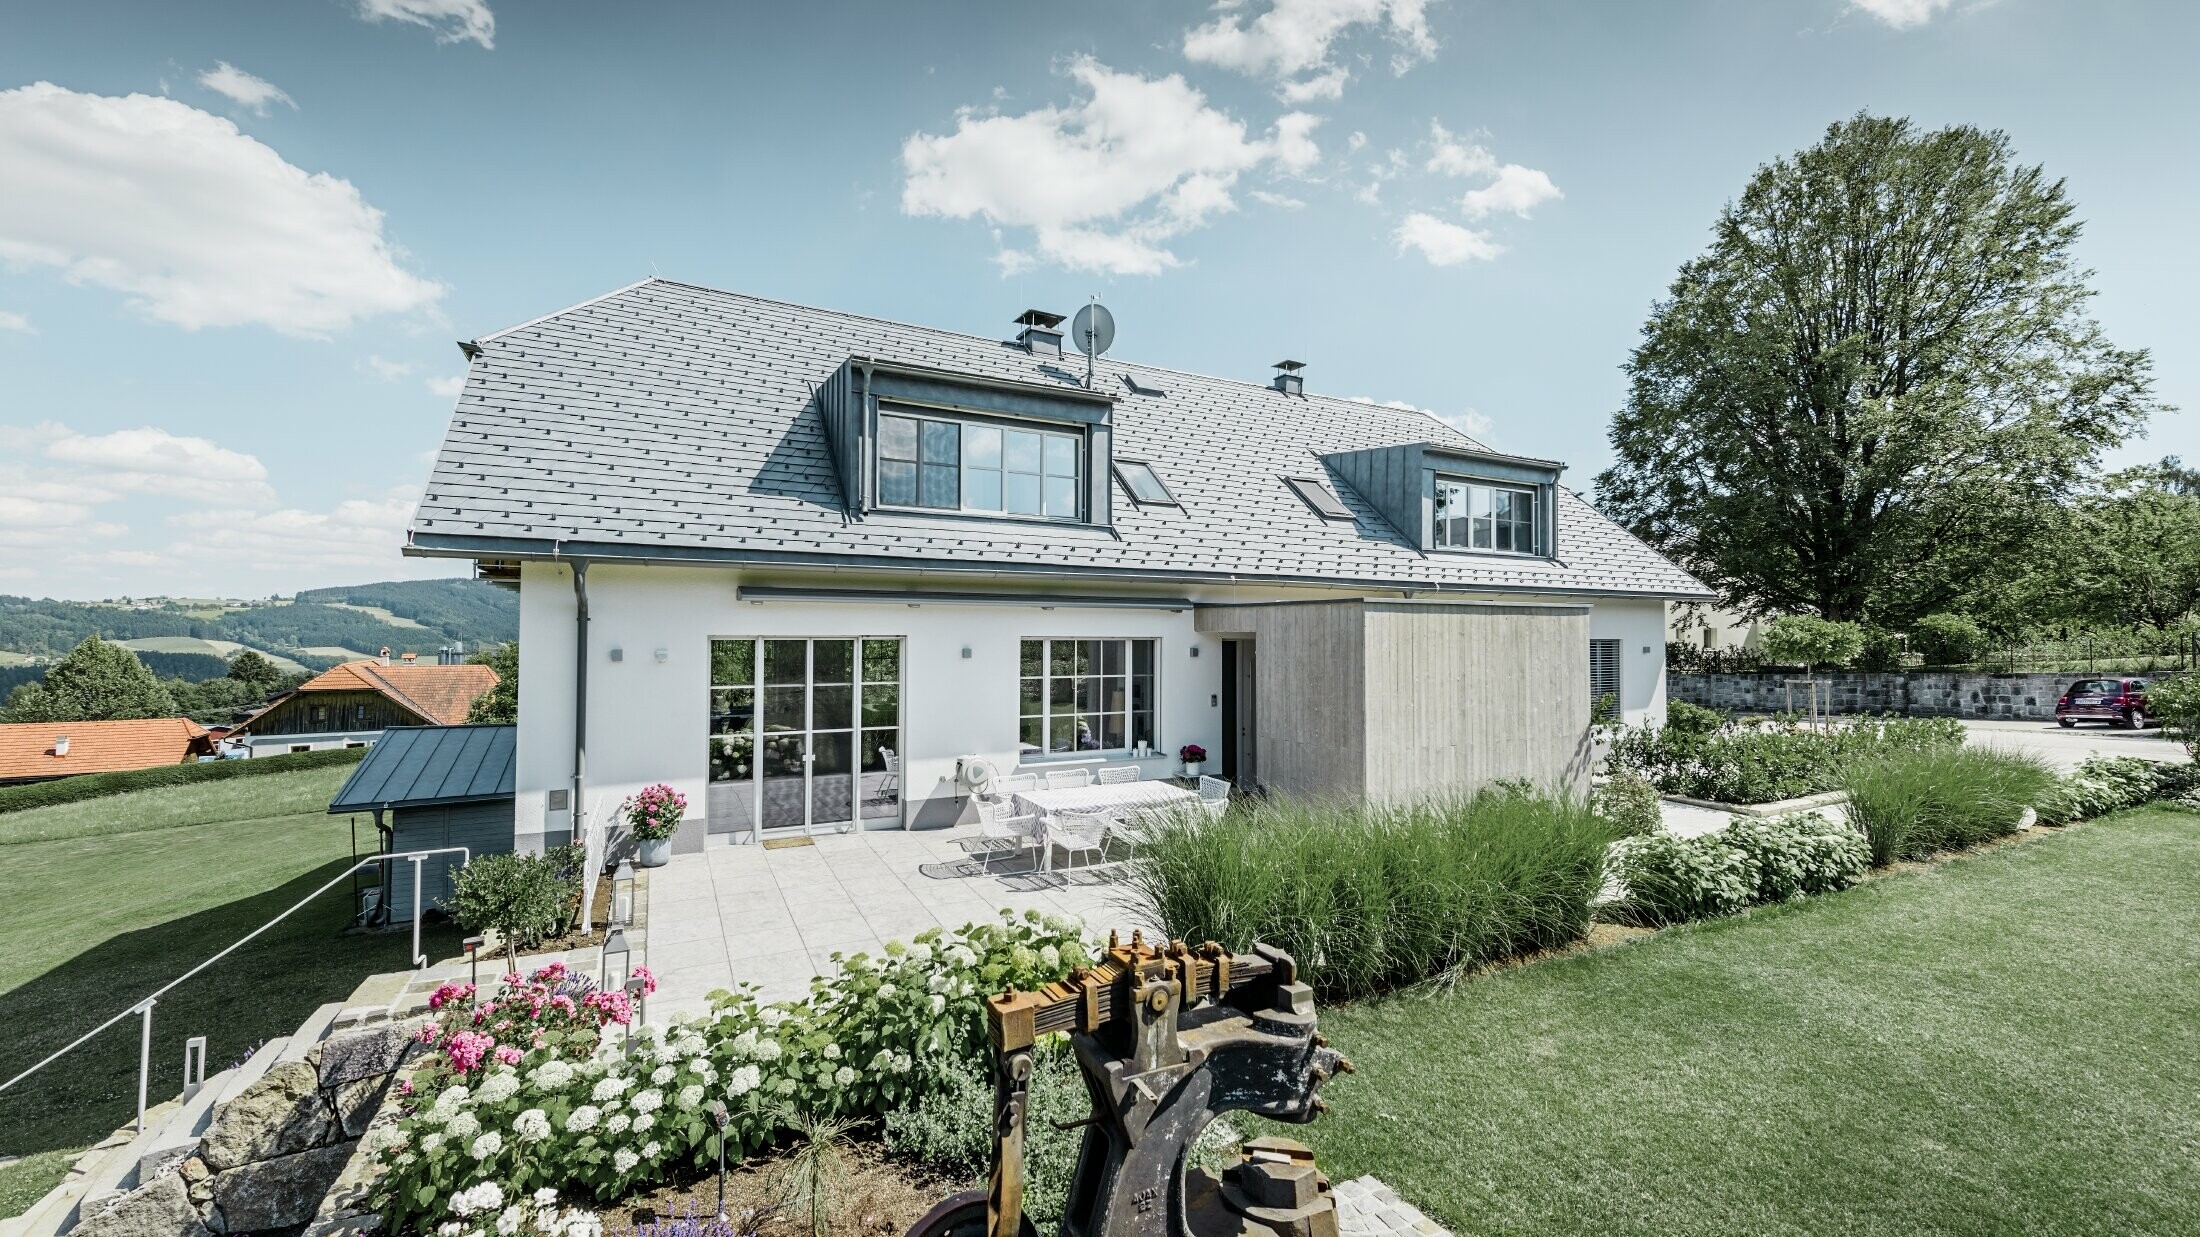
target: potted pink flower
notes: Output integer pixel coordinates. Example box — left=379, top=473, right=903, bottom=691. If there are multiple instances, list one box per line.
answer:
left=1178, top=743, right=1208, bottom=778
left=620, top=783, right=687, bottom=867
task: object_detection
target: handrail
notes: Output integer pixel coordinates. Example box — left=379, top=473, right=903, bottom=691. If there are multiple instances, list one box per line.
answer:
left=0, top=846, right=469, bottom=1126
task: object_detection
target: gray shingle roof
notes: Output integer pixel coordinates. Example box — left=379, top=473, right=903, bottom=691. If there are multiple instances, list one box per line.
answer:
left=408, top=278, right=1709, bottom=600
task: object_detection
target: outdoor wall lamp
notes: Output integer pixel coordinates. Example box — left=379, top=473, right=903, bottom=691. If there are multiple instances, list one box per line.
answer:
left=654, top=648, right=669, bottom=663
left=608, top=646, right=624, bottom=662
left=611, top=860, right=636, bottom=927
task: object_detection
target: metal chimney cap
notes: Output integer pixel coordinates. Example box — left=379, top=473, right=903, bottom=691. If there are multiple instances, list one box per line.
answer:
left=1272, top=359, right=1306, bottom=373
left=1015, top=309, right=1067, bottom=329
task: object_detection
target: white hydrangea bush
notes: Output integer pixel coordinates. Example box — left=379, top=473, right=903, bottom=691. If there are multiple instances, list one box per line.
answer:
left=372, top=910, right=1088, bottom=1231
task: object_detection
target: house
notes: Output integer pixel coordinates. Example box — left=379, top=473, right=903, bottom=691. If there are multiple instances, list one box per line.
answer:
left=225, top=653, right=499, bottom=755
left=0, top=717, right=216, bottom=785
left=327, top=725, right=516, bottom=921
left=404, top=278, right=1711, bottom=856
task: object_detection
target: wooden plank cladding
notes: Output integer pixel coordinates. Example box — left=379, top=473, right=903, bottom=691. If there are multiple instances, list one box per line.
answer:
left=1196, top=598, right=1591, bottom=801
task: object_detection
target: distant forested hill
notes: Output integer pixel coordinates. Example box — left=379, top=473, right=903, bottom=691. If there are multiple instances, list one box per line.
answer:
left=0, top=579, right=517, bottom=671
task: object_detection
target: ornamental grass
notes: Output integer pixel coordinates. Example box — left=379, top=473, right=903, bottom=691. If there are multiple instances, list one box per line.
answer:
left=1840, top=745, right=2057, bottom=866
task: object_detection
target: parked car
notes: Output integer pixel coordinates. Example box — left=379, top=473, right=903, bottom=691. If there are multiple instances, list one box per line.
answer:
left=2055, top=678, right=2152, bottom=729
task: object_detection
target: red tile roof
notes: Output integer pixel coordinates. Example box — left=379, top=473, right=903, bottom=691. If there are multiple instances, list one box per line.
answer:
left=0, top=717, right=214, bottom=782
left=233, top=659, right=500, bottom=734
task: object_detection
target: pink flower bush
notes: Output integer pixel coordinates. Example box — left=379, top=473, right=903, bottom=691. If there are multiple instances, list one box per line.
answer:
left=412, top=960, right=629, bottom=1084
left=620, top=784, right=687, bottom=841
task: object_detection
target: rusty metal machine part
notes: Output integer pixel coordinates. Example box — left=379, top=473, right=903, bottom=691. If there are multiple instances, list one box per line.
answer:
left=905, top=932, right=1353, bottom=1237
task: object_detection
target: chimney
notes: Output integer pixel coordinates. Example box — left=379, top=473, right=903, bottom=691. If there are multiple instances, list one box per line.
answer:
left=1271, top=359, right=1306, bottom=396
left=54, top=735, right=69, bottom=758
left=400, top=651, right=418, bottom=664
left=378, top=646, right=392, bottom=666
left=1014, top=309, right=1066, bottom=357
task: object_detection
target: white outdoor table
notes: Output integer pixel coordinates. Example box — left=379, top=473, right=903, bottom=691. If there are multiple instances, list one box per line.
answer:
left=1011, top=781, right=1199, bottom=869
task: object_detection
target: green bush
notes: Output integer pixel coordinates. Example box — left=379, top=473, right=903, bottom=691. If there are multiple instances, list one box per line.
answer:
left=1590, top=774, right=1664, bottom=836
left=1606, top=714, right=1964, bottom=805
left=1721, top=813, right=1870, bottom=901
left=450, top=844, right=587, bottom=958
left=883, top=1043, right=1087, bottom=1228
left=1606, top=813, right=1868, bottom=925
left=1911, top=613, right=1989, bottom=665
left=1856, top=626, right=1909, bottom=672
left=1760, top=615, right=1866, bottom=671
left=0, top=745, right=367, bottom=814
left=1841, top=746, right=2057, bottom=866
left=1116, top=789, right=1622, bottom=1000
left=1664, top=699, right=1724, bottom=736
left=2144, top=673, right=2200, bottom=757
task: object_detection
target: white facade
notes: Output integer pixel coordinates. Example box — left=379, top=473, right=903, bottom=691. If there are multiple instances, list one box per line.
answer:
left=511, top=560, right=1667, bottom=854
left=236, top=732, right=378, bottom=756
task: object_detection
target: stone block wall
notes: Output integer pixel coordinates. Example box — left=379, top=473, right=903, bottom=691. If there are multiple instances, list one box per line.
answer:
left=1670, top=671, right=2078, bottom=720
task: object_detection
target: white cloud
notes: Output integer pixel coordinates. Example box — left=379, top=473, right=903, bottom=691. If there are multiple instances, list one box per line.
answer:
left=901, top=57, right=1322, bottom=276
left=0, top=84, right=444, bottom=337
left=425, top=374, right=466, bottom=398
left=0, top=309, right=32, bottom=333
left=0, top=494, right=94, bottom=530
left=1393, top=212, right=1501, bottom=266
left=41, top=424, right=274, bottom=505
left=1851, top=0, right=1955, bottom=28
left=1348, top=396, right=1493, bottom=441
left=1250, top=189, right=1306, bottom=209
left=1346, top=130, right=1368, bottom=153
left=1425, top=120, right=1495, bottom=178
left=355, top=0, right=496, bottom=49
left=1184, top=0, right=1438, bottom=99
left=175, top=491, right=421, bottom=576
left=1461, top=163, right=1562, bottom=219
left=362, top=354, right=415, bottom=381
left=197, top=62, right=295, bottom=114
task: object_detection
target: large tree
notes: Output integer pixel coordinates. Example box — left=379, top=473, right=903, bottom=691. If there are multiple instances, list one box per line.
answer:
left=1597, top=114, right=2162, bottom=625
left=466, top=641, right=518, bottom=725
left=4, top=636, right=179, bottom=722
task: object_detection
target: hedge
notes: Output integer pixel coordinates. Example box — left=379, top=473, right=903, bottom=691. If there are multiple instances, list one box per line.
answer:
left=0, top=744, right=369, bottom=814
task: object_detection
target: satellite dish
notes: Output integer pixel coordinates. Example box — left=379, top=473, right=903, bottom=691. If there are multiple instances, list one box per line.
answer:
left=1071, top=302, right=1115, bottom=358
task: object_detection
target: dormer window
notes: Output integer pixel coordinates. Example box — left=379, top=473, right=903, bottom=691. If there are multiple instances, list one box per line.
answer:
left=877, top=409, right=1082, bottom=519
left=1434, top=478, right=1539, bottom=554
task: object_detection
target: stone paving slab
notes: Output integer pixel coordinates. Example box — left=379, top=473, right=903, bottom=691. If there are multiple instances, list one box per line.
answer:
left=1335, top=1175, right=1450, bottom=1236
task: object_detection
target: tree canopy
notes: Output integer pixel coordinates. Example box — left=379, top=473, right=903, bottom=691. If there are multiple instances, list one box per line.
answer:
left=466, top=641, right=518, bottom=725
left=1597, top=113, right=2162, bottom=625
left=3, top=636, right=178, bottom=722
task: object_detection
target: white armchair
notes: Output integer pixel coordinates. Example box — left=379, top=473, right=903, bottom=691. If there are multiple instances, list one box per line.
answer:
left=972, top=795, right=1041, bottom=872
left=1044, top=767, right=1094, bottom=790
left=1045, top=812, right=1111, bottom=870
left=1095, top=765, right=1140, bottom=785
left=1198, top=775, right=1232, bottom=816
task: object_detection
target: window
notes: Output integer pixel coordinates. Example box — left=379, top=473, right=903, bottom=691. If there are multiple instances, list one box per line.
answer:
left=1018, top=638, right=1157, bottom=755
left=1435, top=479, right=1539, bottom=553
left=1590, top=639, right=1621, bottom=708
left=878, top=410, right=1081, bottom=518
left=1114, top=460, right=1178, bottom=506
left=289, top=744, right=312, bottom=754
left=1285, top=476, right=1353, bottom=520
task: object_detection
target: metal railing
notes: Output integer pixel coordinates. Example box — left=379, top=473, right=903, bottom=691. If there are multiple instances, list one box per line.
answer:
left=0, top=846, right=469, bottom=1132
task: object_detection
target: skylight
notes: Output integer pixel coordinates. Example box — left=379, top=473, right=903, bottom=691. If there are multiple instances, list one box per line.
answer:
left=1114, top=460, right=1178, bottom=506
left=1285, top=476, right=1353, bottom=521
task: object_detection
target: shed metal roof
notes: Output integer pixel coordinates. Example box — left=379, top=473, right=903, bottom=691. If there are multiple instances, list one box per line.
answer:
left=328, top=725, right=516, bottom=813
left=407, top=278, right=1711, bottom=601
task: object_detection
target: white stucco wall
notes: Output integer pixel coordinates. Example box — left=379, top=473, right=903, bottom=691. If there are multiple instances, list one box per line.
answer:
left=1589, top=596, right=1669, bottom=727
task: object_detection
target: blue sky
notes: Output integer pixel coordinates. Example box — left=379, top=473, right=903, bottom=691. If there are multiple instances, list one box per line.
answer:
left=1, top=0, right=2192, bottom=599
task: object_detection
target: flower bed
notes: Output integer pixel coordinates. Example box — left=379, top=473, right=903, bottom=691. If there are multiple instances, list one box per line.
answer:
left=1604, top=714, right=1964, bottom=805
left=370, top=912, right=1087, bottom=1232
left=1605, top=813, right=1868, bottom=925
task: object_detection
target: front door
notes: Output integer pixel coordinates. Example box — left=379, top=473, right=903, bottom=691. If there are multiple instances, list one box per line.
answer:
left=1220, top=638, right=1256, bottom=786
left=709, top=637, right=903, bottom=838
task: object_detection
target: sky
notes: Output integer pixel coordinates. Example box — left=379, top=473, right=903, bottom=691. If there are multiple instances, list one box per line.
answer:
left=1, top=0, right=2193, bottom=600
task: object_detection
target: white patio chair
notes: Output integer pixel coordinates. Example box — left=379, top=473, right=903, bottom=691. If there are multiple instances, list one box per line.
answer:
left=1198, top=775, right=1233, bottom=816
left=878, top=748, right=899, bottom=797
left=1046, top=812, right=1111, bottom=870
left=1045, top=767, right=1094, bottom=790
left=972, top=795, right=1041, bottom=873
left=998, top=772, right=1040, bottom=793
left=1096, top=765, right=1140, bottom=785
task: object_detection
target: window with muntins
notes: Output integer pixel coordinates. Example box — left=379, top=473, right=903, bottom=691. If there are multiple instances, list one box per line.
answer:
left=1434, top=478, right=1539, bottom=553
left=1589, top=638, right=1621, bottom=707
left=1019, top=638, right=1157, bottom=755
left=878, top=410, right=1081, bottom=519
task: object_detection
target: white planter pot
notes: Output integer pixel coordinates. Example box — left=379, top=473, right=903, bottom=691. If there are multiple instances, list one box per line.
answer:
left=636, top=836, right=673, bottom=867
left=1182, top=761, right=1203, bottom=778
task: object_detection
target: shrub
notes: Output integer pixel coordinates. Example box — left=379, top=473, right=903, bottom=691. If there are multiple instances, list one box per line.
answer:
left=1855, top=626, right=1910, bottom=672
left=1605, top=831, right=1755, bottom=924
left=2144, top=673, right=2200, bottom=757
left=0, top=745, right=366, bottom=814
left=883, top=1043, right=1088, bottom=1228
left=1664, top=699, right=1723, bottom=736
left=1911, top=613, right=1989, bottom=665
left=410, top=961, right=653, bottom=1084
left=369, top=911, right=1088, bottom=1232
left=1605, top=714, right=1964, bottom=805
left=1590, top=775, right=1664, bottom=836
left=1115, top=789, right=1621, bottom=1000
left=1760, top=615, right=1866, bottom=671
left=1841, top=746, right=2056, bottom=866
left=1720, top=813, right=1869, bottom=901
left=1665, top=641, right=1768, bottom=674
left=451, top=845, right=587, bottom=960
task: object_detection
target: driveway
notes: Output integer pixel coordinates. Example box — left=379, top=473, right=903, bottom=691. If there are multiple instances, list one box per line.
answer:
left=1958, top=718, right=2187, bottom=772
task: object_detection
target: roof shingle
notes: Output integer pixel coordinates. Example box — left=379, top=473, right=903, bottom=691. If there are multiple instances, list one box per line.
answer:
left=0, top=718, right=213, bottom=782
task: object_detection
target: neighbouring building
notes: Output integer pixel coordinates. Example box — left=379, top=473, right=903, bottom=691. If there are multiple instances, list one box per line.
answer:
left=0, top=717, right=216, bottom=785
left=327, top=724, right=517, bottom=921
left=225, top=653, right=499, bottom=755
left=403, top=279, right=1710, bottom=855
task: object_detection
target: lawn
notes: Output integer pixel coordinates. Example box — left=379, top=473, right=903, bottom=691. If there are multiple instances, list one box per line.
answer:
left=1287, top=808, right=2200, bottom=1236
left=0, top=763, right=461, bottom=1212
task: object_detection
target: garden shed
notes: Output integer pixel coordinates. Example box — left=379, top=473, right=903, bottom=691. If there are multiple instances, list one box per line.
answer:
left=328, top=724, right=516, bottom=922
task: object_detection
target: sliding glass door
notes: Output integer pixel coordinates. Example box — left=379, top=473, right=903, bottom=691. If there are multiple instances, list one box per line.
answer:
left=709, top=637, right=902, bottom=837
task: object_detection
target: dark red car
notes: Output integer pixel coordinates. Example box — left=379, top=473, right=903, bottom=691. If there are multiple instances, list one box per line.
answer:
left=2055, top=678, right=2152, bottom=729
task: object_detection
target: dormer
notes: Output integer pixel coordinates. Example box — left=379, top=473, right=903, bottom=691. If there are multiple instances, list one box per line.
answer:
left=1322, top=441, right=1564, bottom=558
left=818, top=357, right=1120, bottom=527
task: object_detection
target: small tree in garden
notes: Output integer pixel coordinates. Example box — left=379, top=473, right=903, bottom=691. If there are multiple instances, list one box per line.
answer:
left=1910, top=614, right=1989, bottom=666
left=451, top=845, right=586, bottom=963
left=2144, top=674, right=2200, bottom=757
left=466, top=641, right=519, bottom=724
left=1759, top=615, right=1866, bottom=673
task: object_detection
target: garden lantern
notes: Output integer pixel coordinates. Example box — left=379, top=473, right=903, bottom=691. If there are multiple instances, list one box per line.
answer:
left=622, top=974, right=646, bottom=1051
left=611, top=860, right=636, bottom=927
left=462, top=935, right=484, bottom=998
left=600, top=926, right=630, bottom=993
left=705, top=1099, right=731, bottom=1221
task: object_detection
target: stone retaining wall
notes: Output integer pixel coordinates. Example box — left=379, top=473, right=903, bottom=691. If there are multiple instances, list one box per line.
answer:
left=1671, top=671, right=2079, bottom=720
